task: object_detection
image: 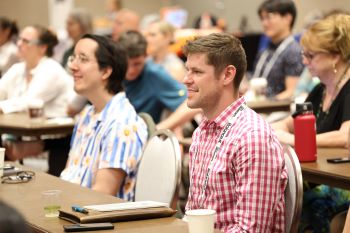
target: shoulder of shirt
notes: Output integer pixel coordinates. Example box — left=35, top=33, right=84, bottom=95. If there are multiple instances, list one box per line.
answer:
left=145, top=60, right=172, bottom=77
left=105, top=93, right=139, bottom=119
left=40, top=57, right=66, bottom=69
left=234, top=108, right=273, bottom=137
left=3, top=62, right=25, bottom=76
left=284, top=40, right=302, bottom=52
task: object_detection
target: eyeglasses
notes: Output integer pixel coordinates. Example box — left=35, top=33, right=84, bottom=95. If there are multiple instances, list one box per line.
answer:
left=17, top=37, right=41, bottom=45
left=260, top=12, right=279, bottom=22
left=68, top=54, right=93, bottom=65
left=301, top=51, right=321, bottom=61
left=1, top=171, right=35, bottom=184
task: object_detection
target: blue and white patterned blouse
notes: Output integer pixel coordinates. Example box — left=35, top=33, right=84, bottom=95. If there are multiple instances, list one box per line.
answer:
left=60, top=92, right=148, bottom=201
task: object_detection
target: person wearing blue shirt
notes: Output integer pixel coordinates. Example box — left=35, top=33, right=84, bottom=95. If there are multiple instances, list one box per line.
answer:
left=118, top=30, right=187, bottom=123
left=60, top=34, right=147, bottom=200
left=7, top=34, right=148, bottom=200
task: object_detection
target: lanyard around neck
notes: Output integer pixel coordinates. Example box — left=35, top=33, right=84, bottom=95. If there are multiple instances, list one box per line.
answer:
left=253, top=36, right=294, bottom=79
left=189, top=103, right=246, bottom=209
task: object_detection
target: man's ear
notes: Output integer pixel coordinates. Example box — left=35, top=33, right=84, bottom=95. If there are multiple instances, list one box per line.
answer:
left=284, top=13, right=293, bottom=27
left=101, top=67, right=113, bottom=81
left=222, top=65, right=236, bottom=86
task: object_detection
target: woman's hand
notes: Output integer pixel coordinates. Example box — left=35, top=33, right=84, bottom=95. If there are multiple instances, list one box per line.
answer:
left=274, top=129, right=295, bottom=146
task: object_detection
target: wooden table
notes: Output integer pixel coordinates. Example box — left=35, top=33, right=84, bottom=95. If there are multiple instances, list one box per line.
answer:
left=0, top=113, right=75, bottom=176
left=0, top=164, right=222, bottom=233
left=247, top=99, right=291, bottom=114
left=301, top=147, right=350, bottom=190
left=0, top=113, right=74, bottom=136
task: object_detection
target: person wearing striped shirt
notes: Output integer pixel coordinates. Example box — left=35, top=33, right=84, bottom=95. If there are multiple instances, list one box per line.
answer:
left=60, top=34, right=147, bottom=201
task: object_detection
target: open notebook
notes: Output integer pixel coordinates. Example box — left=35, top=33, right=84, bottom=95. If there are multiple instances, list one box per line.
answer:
left=84, top=201, right=169, bottom=212
left=59, top=201, right=176, bottom=223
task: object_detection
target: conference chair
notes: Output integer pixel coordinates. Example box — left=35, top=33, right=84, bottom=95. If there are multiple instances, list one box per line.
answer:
left=330, top=210, right=348, bottom=233
left=283, top=144, right=303, bottom=233
left=135, top=129, right=182, bottom=209
left=138, top=112, right=156, bottom=139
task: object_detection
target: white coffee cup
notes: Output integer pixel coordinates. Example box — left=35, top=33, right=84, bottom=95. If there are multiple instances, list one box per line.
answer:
left=250, top=77, right=267, bottom=100
left=0, top=147, right=5, bottom=177
left=27, top=99, right=44, bottom=122
left=186, top=209, right=216, bottom=233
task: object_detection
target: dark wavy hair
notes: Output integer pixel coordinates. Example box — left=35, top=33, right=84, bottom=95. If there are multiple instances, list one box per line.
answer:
left=82, top=34, right=127, bottom=94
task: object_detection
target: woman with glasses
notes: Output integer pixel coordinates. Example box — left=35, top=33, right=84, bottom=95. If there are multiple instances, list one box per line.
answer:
left=0, top=25, right=73, bottom=117
left=273, top=14, right=350, bottom=232
left=0, top=25, right=74, bottom=166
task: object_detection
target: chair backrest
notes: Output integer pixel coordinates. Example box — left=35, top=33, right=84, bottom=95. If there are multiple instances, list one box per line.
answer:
left=283, top=144, right=303, bottom=233
left=135, top=129, right=182, bottom=208
left=138, top=112, right=156, bottom=139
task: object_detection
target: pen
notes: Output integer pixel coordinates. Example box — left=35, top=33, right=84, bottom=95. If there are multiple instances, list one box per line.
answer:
left=72, top=205, right=89, bottom=214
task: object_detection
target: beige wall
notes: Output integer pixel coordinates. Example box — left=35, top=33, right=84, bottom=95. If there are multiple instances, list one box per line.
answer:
left=0, top=0, right=49, bottom=29
left=0, top=0, right=349, bottom=32
left=0, top=0, right=165, bottom=30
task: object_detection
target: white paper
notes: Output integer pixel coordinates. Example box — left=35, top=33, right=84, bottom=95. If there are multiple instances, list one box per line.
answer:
left=84, top=201, right=168, bottom=212
left=45, top=117, right=74, bottom=125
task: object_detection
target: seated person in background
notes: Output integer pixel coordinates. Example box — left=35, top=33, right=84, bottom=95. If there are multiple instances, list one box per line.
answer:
left=111, top=8, right=140, bottom=41
left=0, top=25, right=73, bottom=117
left=0, top=17, right=19, bottom=77
left=1, top=25, right=74, bottom=173
left=193, top=12, right=226, bottom=33
left=67, top=8, right=141, bottom=117
left=60, top=34, right=148, bottom=200
left=272, top=14, right=350, bottom=232
left=61, top=8, right=93, bottom=68
left=252, top=0, right=304, bottom=100
left=144, top=19, right=186, bottom=82
left=6, top=34, right=147, bottom=199
left=184, top=33, right=287, bottom=232
left=118, top=30, right=187, bottom=124
left=0, top=201, right=31, bottom=233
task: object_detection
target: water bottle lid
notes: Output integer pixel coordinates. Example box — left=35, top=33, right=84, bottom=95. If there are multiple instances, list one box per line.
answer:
left=296, top=102, right=313, bottom=112
left=292, top=102, right=313, bottom=118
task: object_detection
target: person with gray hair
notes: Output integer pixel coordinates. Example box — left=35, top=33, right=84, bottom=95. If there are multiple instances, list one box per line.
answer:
left=61, top=8, right=93, bottom=67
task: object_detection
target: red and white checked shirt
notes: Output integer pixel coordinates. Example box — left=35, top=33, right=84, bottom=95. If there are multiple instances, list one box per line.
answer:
left=186, top=96, right=287, bottom=233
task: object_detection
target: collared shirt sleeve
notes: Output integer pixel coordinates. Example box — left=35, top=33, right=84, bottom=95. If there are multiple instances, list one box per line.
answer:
left=227, top=129, right=286, bottom=232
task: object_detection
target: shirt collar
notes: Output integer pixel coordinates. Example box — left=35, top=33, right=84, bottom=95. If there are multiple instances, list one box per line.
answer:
left=29, top=56, right=48, bottom=76
left=200, top=96, right=247, bottom=129
left=90, top=92, right=126, bottom=122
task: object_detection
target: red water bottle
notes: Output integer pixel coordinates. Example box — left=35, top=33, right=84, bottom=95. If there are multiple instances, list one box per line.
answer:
left=292, top=102, right=317, bottom=162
